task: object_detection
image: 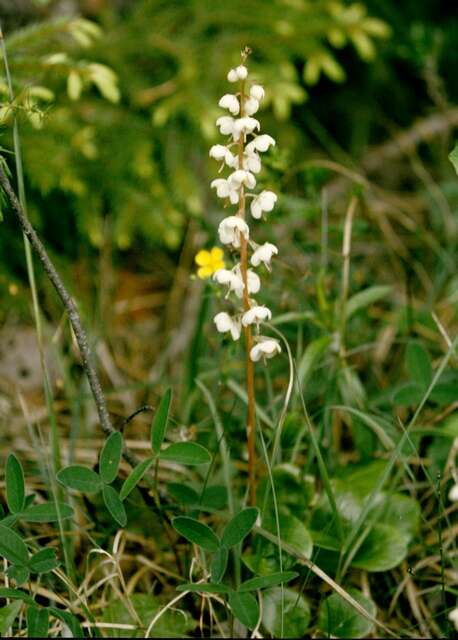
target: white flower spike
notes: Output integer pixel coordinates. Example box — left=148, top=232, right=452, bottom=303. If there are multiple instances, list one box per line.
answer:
left=214, top=312, right=241, bottom=341
left=250, top=338, right=282, bottom=362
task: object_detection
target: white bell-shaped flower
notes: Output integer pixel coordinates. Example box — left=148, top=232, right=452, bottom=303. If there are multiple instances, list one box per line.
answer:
left=216, top=116, right=235, bottom=136
left=244, top=97, right=259, bottom=116
left=209, top=144, right=229, bottom=161
left=246, top=134, right=276, bottom=154
left=242, top=305, right=272, bottom=327
left=251, top=242, right=278, bottom=269
left=250, top=190, right=277, bottom=219
left=227, top=65, right=248, bottom=82
left=228, top=169, right=256, bottom=190
left=219, top=94, right=240, bottom=115
left=250, top=84, right=265, bottom=101
left=214, top=312, right=241, bottom=340
left=211, top=179, right=239, bottom=204
left=449, top=483, right=458, bottom=502
left=233, top=117, right=260, bottom=138
left=250, top=338, right=281, bottom=362
left=218, top=216, right=249, bottom=247
left=213, top=268, right=245, bottom=298
left=244, top=150, right=261, bottom=173
left=233, top=265, right=260, bottom=297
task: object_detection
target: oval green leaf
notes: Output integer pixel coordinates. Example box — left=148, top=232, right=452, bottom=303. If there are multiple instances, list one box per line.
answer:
left=222, top=507, right=259, bottom=548
left=239, top=571, right=298, bottom=592
left=21, top=502, right=74, bottom=523
left=27, top=606, right=49, bottom=638
left=172, top=516, right=220, bottom=552
left=100, top=431, right=123, bottom=484
left=211, top=546, right=229, bottom=583
left=6, top=454, right=25, bottom=514
left=102, top=485, right=127, bottom=527
left=318, top=588, right=376, bottom=638
left=57, top=465, right=103, bottom=493
left=120, top=457, right=154, bottom=500
left=351, top=523, right=409, bottom=572
left=29, top=548, right=59, bottom=574
left=151, top=388, right=172, bottom=454
left=229, top=591, right=259, bottom=630
left=159, top=442, right=211, bottom=466
left=0, top=523, right=29, bottom=566
left=262, top=587, right=311, bottom=637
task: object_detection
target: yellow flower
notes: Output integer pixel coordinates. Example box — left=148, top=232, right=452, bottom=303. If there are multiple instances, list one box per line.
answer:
left=195, top=247, right=225, bottom=279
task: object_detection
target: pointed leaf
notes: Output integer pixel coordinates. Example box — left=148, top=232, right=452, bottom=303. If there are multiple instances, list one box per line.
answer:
left=228, top=591, right=259, bottom=630
left=0, top=588, right=34, bottom=605
left=172, top=516, right=220, bottom=552
left=151, top=388, right=172, bottom=454
left=222, top=508, right=259, bottom=548
left=21, top=502, right=74, bottom=523
left=27, top=606, right=49, bottom=638
left=102, top=485, right=127, bottom=527
left=239, top=571, right=298, bottom=592
left=159, top=442, right=211, bottom=466
left=29, top=548, right=59, bottom=574
left=346, top=286, right=392, bottom=319
left=57, top=465, right=103, bottom=493
left=0, top=524, right=28, bottom=566
left=405, top=341, right=432, bottom=389
left=6, top=454, right=25, bottom=514
left=100, top=431, right=123, bottom=484
left=120, top=457, right=154, bottom=500
left=211, top=546, right=229, bottom=583
left=0, top=600, right=22, bottom=636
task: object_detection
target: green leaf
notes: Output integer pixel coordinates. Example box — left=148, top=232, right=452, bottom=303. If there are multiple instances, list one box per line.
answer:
left=297, top=336, right=332, bottom=386
left=21, top=502, right=74, bottom=523
left=222, top=508, right=259, bottom=548
left=346, top=285, right=392, bottom=319
left=262, top=587, right=311, bottom=637
left=0, top=524, right=29, bottom=566
left=27, top=606, right=49, bottom=638
left=120, top=457, right=154, bottom=500
left=29, top=548, right=59, bottom=574
left=393, top=382, right=425, bottom=406
left=100, top=431, right=123, bottom=484
left=0, top=600, right=22, bottom=636
left=239, top=571, right=298, bottom=592
left=405, top=341, right=432, bottom=389
left=5, top=454, right=25, bottom=515
left=159, top=442, right=211, bottom=466
left=49, top=608, right=84, bottom=638
left=102, top=485, right=127, bottom=527
left=200, top=485, right=228, bottom=510
left=167, top=483, right=200, bottom=506
left=0, top=588, right=34, bottom=605
left=318, top=588, right=376, bottom=638
left=352, top=523, right=410, bottom=571
left=449, top=142, right=458, bottom=175
left=269, top=513, right=313, bottom=560
left=151, top=388, right=172, bottom=454
left=211, top=546, right=229, bottom=583
left=228, top=591, right=259, bottom=630
left=57, top=465, right=103, bottom=493
left=6, top=565, right=30, bottom=586
left=100, top=593, right=192, bottom=638
left=177, top=582, right=231, bottom=594
left=172, top=516, right=220, bottom=552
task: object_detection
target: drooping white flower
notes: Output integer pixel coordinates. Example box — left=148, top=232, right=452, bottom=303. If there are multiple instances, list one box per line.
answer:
left=211, top=179, right=239, bottom=204
left=218, top=216, right=249, bottom=247
left=246, top=134, right=276, bottom=153
left=449, top=483, right=458, bottom=502
left=233, top=117, right=260, bottom=138
left=449, top=608, right=458, bottom=631
left=250, top=338, right=281, bottom=362
left=228, top=169, right=256, bottom=190
left=214, top=312, right=241, bottom=340
left=227, top=65, right=248, bottom=82
left=250, top=84, right=265, bottom=101
left=219, top=94, right=240, bottom=115
left=242, top=305, right=272, bottom=327
left=213, top=268, right=245, bottom=298
left=209, top=144, right=229, bottom=161
left=244, top=97, right=259, bottom=116
left=251, top=242, right=278, bottom=269
left=216, top=116, right=235, bottom=136
left=250, top=190, right=277, bottom=219
left=244, top=150, right=261, bottom=173
left=233, top=265, right=260, bottom=297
